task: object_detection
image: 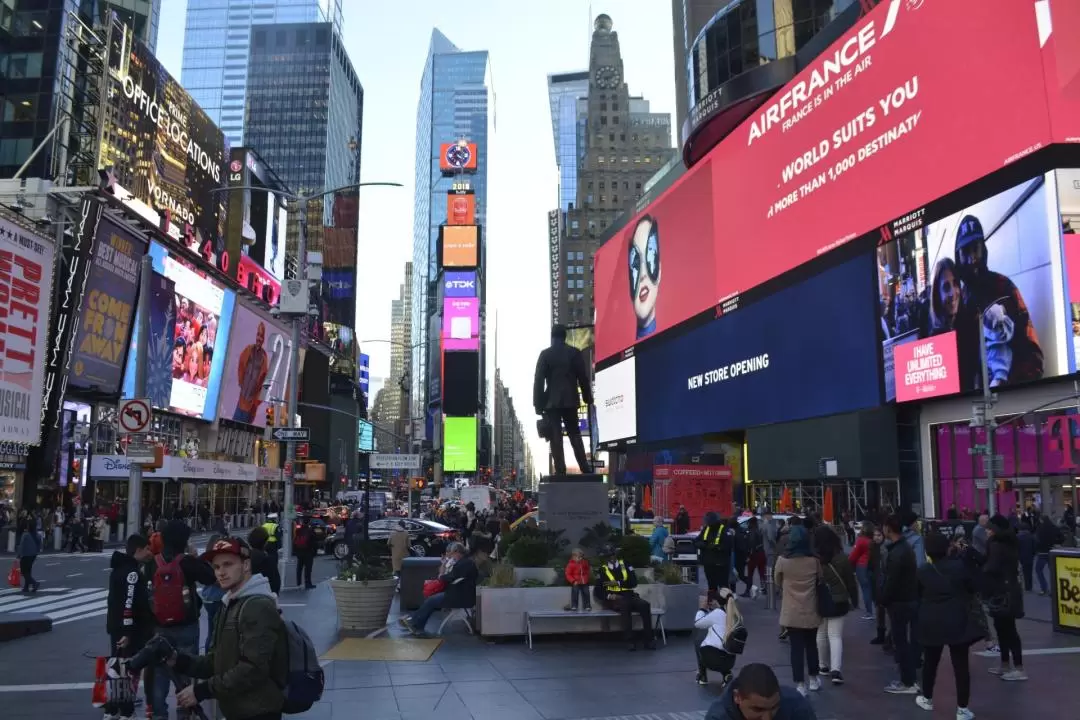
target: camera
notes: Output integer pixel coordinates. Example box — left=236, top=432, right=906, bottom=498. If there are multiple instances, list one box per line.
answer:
left=126, top=634, right=176, bottom=672
left=269, top=305, right=281, bottom=318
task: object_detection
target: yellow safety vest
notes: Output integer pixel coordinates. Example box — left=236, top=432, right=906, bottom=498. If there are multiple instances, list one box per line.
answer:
left=603, top=562, right=631, bottom=594
left=703, top=524, right=726, bottom=545
left=262, top=522, right=279, bottom=542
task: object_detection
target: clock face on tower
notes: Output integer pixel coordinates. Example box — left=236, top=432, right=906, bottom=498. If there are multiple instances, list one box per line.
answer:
left=444, top=143, right=473, bottom=170
left=594, top=65, right=620, bottom=90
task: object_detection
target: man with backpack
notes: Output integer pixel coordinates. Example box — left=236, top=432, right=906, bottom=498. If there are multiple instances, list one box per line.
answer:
left=150, top=521, right=216, bottom=720
left=170, top=536, right=324, bottom=720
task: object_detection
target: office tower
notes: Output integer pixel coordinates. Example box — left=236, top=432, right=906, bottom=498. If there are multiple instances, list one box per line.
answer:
left=411, top=29, right=494, bottom=446
left=670, top=0, right=728, bottom=145
left=553, top=15, right=676, bottom=327
left=181, top=0, right=343, bottom=146
left=383, top=262, right=413, bottom=442
left=0, top=1, right=161, bottom=179
left=547, top=71, right=591, bottom=214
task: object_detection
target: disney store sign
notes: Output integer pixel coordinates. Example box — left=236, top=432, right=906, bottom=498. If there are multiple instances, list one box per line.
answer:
left=91, top=454, right=259, bottom=482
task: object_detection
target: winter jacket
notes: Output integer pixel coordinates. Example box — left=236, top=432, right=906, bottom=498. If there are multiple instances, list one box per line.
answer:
left=774, top=527, right=820, bottom=629
left=879, top=536, right=919, bottom=607
left=867, top=541, right=884, bottom=603
left=565, top=558, right=591, bottom=586
left=903, top=527, right=927, bottom=567
left=176, top=574, right=288, bottom=720
left=1016, top=528, right=1035, bottom=566
left=762, top=519, right=779, bottom=559
left=439, top=556, right=479, bottom=608
left=916, top=556, right=984, bottom=647
left=819, top=553, right=859, bottom=616
left=696, top=514, right=733, bottom=567
left=705, top=679, right=817, bottom=720
left=250, top=547, right=281, bottom=594
left=106, top=551, right=153, bottom=644
left=1035, top=519, right=1062, bottom=554
left=848, top=535, right=871, bottom=568
left=16, top=530, right=40, bottom=558
left=982, top=530, right=1025, bottom=620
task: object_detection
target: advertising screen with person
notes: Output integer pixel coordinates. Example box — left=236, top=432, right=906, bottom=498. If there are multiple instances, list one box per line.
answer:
left=123, top=241, right=235, bottom=420
left=594, top=0, right=1074, bottom=364
left=216, top=305, right=291, bottom=427
left=444, top=416, right=477, bottom=472
left=878, top=173, right=1068, bottom=402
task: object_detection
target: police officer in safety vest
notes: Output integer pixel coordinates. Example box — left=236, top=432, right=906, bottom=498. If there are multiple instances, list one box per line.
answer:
left=696, top=511, right=734, bottom=594
left=261, top=513, right=281, bottom=552
left=593, top=545, right=656, bottom=651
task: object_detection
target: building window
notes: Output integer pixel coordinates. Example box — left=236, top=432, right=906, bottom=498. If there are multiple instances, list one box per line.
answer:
left=599, top=195, right=605, bottom=203
left=599, top=182, right=605, bottom=189
left=566, top=250, right=575, bottom=261
left=621, top=156, right=628, bottom=163
left=598, top=156, right=604, bottom=164
left=600, top=102, right=607, bottom=110
left=613, top=116, right=620, bottom=124
left=600, top=116, right=607, bottom=125
left=613, top=195, right=618, bottom=204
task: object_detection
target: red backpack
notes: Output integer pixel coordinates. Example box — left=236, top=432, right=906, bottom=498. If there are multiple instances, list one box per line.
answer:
left=152, top=554, right=193, bottom=626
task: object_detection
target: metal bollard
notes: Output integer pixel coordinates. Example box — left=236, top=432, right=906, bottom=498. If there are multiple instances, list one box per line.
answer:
left=53, top=526, right=63, bottom=551
left=764, top=567, right=776, bottom=610
left=6, top=529, right=14, bottom=553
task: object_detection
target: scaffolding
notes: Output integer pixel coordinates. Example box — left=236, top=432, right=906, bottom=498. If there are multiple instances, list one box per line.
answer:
left=748, top=478, right=902, bottom=519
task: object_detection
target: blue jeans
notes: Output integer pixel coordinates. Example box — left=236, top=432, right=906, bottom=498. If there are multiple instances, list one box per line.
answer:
left=409, top=592, right=446, bottom=631
left=152, top=623, right=200, bottom=719
left=1035, top=553, right=1050, bottom=594
left=855, top=565, right=874, bottom=616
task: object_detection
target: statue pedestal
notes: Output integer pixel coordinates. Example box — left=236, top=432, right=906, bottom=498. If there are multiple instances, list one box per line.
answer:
left=538, top=478, right=609, bottom=546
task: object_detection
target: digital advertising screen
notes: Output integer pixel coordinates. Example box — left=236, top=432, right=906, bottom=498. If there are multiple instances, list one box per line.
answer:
left=879, top=173, right=1069, bottom=402
left=439, top=142, right=479, bottom=173
left=225, top=148, right=288, bottom=288
left=595, top=0, right=1078, bottom=364
left=442, top=351, right=479, bottom=416
left=1042, top=0, right=1080, bottom=144
left=442, top=297, right=480, bottom=351
left=443, top=271, right=477, bottom=298
left=99, top=27, right=228, bottom=272
left=358, top=419, right=374, bottom=453
left=447, top=191, right=476, bottom=225
left=595, top=355, right=637, bottom=446
left=68, top=215, right=143, bottom=394
left=123, top=241, right=236, bottom=420
left=635, top=254, right=880, bottom=444
left=216, top=305, right=291, bottom=427
left=443, top=415, right=478, bottom=472
left=440, top=225, right=479, bottom=268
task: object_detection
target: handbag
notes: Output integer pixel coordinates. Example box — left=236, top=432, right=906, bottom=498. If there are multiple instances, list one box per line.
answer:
left=816, top=561, right=838, bottom=617
left=91, top=656, right=139, bottom=708
left=423, top=578, right=447, bottom=598
left=7, top=560, right=20, bottom=588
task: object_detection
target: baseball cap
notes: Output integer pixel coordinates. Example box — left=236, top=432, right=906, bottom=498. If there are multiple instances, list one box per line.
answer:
left=201, top=536, right=251, bottom=562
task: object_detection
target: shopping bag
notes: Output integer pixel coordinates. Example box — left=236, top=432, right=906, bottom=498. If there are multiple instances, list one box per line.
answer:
left=91, top=656, right=138, bottom=708
left=7, top=560, right=20, bottom=588
left=423, top=578, right=446, bottom=598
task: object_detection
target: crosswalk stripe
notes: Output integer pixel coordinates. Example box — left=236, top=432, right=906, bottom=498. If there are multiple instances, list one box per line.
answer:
left=0, top=587, right=68, bottom=598
left=0, top=587, right=100, bottom=611
left=41, top=598, right=108, bottom=621
left=0, top=587, right=109, bottom=624
left=54, top=608, right=108, bottom=626
left=12, top=590, right=108, bottom=615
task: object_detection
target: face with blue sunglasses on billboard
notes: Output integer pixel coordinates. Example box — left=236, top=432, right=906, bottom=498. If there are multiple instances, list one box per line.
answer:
left=628, top=214, right=661, bottom=339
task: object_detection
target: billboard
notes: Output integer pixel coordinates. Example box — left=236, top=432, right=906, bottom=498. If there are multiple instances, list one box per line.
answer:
left=595, top=356, right=637, bottom=446
left=635, top=254, right=880, bottom=444
left=444, top=271, right=477, bottom=298
left=0, top=215, right=55, bottom=444
left=216, top=305, right=291, bottom=427
left=224, top=148, right=288, bottom=286
left=595, top=0, right=1071, bottom=363
left=68, top=215, right=142, bottom=394
left=440, top=225, right=479, bottom=268
left=99, top=29, right=228, bottom=273
left=443, top=351, right=479, bottom=416
left=358, top=353, right=370, bottom=396
left=123, top=241, right=236, bottom=420
left=358, top=419, right=373, bottom=452
left=444, top=415, right=478, bottom=472
left=1042, top=0, right=1080, bottom=144
left=323, top=226, right=357, bottom=328
left=236, top=254, right=280, bottom=306
left=442, top=297, right=480, bottom=351
left=439, top=142, right=478, bottom=173
left=879, top=173, right=1069, bottom=402
left=447, top=191, right=476, bottom=225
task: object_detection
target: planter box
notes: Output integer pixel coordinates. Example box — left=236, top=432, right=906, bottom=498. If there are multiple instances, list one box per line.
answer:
left=477, top=584, right=666, bottom=637
left=329, top=578, right=396, bottom=634
left=513, top=567, right=558, bottom=585
left=661, top=583, right=701, bottom=631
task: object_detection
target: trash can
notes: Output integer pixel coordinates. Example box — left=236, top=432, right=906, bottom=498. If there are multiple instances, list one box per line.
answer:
left=399, top=557, right=442, bottom=611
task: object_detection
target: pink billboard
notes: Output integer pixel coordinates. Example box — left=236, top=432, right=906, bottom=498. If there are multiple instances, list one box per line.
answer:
left=894, top=331, right=961, bottom=402
left=442, top=297, right=479, bottom=351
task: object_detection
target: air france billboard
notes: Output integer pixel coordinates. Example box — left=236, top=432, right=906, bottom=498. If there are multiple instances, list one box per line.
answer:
left=444, top=271, right=477, bottom=298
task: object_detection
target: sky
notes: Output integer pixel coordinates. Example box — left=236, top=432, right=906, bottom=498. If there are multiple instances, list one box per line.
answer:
left=156, top=0, right=678, bottom=474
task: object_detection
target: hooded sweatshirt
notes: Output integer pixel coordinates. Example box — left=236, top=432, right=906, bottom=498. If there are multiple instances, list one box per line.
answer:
left=705, top=680, right=817, bottom=720
left=178, top=573, right=288, bottom=720
left=903, top=526, right=927, bottom=567
left=106, top=551, right=153, bottom=642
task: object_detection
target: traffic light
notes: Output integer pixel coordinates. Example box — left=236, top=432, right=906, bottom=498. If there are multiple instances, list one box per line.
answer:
left=410, top=477, right=426, bottom=491
left=265, top=406, right=275, bottom=427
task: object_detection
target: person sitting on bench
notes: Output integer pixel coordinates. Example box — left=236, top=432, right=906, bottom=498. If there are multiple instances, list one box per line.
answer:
left=593, top=545, right=655, bottom=651
left=694, top=587, right=747, bottom=686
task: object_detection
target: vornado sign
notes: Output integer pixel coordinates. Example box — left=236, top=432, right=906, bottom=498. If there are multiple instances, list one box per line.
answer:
left=120, top=74, right=222, bottom=184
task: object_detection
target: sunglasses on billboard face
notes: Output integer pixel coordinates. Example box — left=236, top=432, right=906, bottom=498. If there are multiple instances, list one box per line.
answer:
left=628, top=218, right=660, bottom=299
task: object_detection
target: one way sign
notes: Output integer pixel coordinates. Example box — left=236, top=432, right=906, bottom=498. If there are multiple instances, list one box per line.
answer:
left=271, top=427, right=310, bottom=442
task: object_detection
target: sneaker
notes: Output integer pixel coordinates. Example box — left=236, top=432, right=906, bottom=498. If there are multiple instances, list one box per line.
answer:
left=915, top=695, right=934, bottom=711
left=1001, top=669, right=1028, bottom=681
left=796, top=682, right=808, bottom=697
left=778, top=628, right=789, bottom=641
left=818, top=665, right=830, bottom=674
left=861, top=614, right=875, bottom=620
left=103, top=714, right=121, bottom=720
left=831, top=670, right=844, bottom=685
left=807, top=676, right=822, bottom=692
left=884, top=681, right=919, bottom=694
left=987, top=663, right=1011, bottom=676
left=956, top=708, right=975, bottom=720
left=985, top=643, right=1000, bottom=654
left=696, top=672, right=707, bottom=686
left=563, top=604, right=576, bottom=612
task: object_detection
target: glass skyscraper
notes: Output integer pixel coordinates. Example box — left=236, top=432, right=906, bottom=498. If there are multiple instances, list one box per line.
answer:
left=547, top=71, right=589, bottom=213
left=180, top=0, right=343, bottom=146
left=411, top=29, right=494, bottom=440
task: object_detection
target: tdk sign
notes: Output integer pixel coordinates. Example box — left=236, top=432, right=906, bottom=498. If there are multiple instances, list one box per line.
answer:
left=444, top=271, right=477, bottom=298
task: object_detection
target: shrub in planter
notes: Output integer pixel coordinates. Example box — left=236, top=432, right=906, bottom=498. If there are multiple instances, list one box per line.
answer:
left=580, top=521, right=620, bottom=553
left=655, top=562, right=686, bottom=585
left=499, top=524, right=567, bottom=559
left=506, top=536, right=553, bottom=568
left=520, top=578, right=546, bottom=588
left=331, top=556, right=396, bottom=633
left=618, top=534, right=652, bottom=569
left=482, top=563, right=516, bottom=588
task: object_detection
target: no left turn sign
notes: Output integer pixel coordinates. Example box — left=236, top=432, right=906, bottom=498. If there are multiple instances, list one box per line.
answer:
left=118, top=399, right=152, bottom=434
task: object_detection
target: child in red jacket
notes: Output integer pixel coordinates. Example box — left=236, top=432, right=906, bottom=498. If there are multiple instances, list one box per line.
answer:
left=564, top=548, right=593, bottom=611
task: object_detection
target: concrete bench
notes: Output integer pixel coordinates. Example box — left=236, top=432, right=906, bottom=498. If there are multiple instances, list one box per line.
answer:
left=524, top=608, right=667, bottom=649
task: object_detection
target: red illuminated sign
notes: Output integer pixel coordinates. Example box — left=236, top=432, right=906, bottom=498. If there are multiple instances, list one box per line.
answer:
left=447, top=192, right=476, bottom=225
left=237, top=255, right=280, bottom=305
left=439, top=142, right=478, bottom=173
left=595, top=0, right=1070, bottom=363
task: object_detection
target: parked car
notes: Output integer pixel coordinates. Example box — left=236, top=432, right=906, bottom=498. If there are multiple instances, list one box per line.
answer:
left=325, top=518, right=459, bottom=560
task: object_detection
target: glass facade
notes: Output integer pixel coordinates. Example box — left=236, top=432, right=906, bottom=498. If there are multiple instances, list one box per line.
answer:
left=181, top=0, right=341, bottom=147
left=547, top=72, right=589, bottom=213
left=688, top=0, right=856, bottom=109
left=410, top=30, right=494, bottom=433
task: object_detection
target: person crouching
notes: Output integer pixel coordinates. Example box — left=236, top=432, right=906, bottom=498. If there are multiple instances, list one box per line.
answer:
left=694, top=588, right=747, bottom=687
left=593, top=545, right=655, bottom=651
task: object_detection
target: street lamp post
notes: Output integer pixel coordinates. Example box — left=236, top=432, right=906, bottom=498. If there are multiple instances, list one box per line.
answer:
left=207, top=180, right=401, bottom=585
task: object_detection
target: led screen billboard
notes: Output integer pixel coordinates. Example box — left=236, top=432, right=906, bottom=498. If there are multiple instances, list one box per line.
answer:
left=439, top=142, right=478, bottom=173
left=440, top=226, right=479, bottom=268
left=444, top=415, right=478, bottom=472
left=225, top=148, right=288, bottom=287
left=595, top=356, right=636, bottom=446
left=99, top=28, right=228, bottom=273
left=358, top=419, right=374, bottom=452
left=879, top=173, right=1070, bottom=402
left=595, top=0, right=1076, bottom=364
left=443, top=271, right=477, bottom=298
left=442, top=297, right=479, bottom=351
left=447, top=191, right=476, bottom=225
left=123, top=241, right=236, bottom=420
left=635, top=254, right=880, bottom=444
left=442, top=351, right=479, bottom=416
left=216, top=305, right=291, bottom=427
